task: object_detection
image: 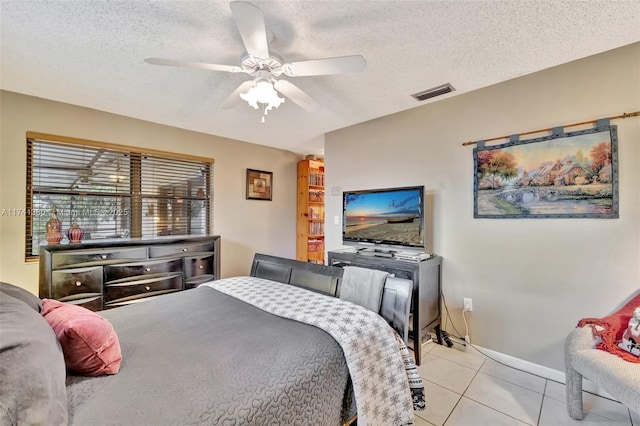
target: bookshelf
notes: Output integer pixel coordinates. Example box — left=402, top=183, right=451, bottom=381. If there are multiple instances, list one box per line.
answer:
left=296, top=159, right=325, bottom=264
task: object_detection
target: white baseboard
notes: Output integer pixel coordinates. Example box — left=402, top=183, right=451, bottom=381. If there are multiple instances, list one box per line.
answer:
left=471, top=344, right=616, bottom=400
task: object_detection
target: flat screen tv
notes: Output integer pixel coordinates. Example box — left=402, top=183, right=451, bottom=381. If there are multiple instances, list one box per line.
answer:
left=342, top=185, right=425, bottom=252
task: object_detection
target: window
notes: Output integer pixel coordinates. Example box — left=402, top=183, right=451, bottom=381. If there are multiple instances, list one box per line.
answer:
left=25, top=133, right=213, bottom=260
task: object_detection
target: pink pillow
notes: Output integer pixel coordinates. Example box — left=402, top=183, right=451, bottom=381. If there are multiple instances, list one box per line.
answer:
left=41, top=299, right=121, bottom=376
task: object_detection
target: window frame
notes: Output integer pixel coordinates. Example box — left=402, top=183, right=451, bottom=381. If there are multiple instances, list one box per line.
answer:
left=25, top=132, right=214, bottom=261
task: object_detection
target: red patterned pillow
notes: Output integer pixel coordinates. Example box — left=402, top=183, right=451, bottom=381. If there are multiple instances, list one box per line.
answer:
left=41, top=299, right=121, bottom=376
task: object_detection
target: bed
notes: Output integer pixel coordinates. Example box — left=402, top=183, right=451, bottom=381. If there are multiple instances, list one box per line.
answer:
left=0, top=254, right=422, bottom=426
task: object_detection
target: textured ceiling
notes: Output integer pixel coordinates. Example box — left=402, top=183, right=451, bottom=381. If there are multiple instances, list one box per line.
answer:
left=1, top=1, right=639, bottom=154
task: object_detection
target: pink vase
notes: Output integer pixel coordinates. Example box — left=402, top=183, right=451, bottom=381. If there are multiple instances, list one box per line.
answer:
left=45, top=206, right=63, bottom=245
left=67, top=219, right=84, bottom=243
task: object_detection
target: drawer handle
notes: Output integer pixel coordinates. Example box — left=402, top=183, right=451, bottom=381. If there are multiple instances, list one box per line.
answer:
left=75, top=281, right=82, bottom=287
left=182, top=248, right=188, bottom=252
left=145, top=286, right=151, bottom=291
left=101, top=254, right=107, bottom=259
left=145, top=268, right=151, bottom=272
left=198, top=265, right=203, bottom=269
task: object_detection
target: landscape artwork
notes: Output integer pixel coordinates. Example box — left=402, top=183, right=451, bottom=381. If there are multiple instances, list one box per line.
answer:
left=474, top=125, right=618, bottom=218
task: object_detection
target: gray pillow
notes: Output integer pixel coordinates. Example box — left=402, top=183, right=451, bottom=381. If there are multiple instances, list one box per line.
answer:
left=0, top=282, right=42, bottom=312
left=339, top=266, right=389, bottom=312
left=0, top=293, right=68, bottom=425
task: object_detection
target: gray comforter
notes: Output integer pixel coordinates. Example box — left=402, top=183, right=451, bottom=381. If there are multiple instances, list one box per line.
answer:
left=66, top=286, right=351, bottom=425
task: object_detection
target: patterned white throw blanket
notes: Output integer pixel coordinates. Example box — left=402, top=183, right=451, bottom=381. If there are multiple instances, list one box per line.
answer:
left=203, top=277, right=425, bottom=426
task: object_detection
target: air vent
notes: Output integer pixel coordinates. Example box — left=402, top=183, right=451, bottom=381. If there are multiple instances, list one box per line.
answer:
left=411, top=83, right=455, bottom=102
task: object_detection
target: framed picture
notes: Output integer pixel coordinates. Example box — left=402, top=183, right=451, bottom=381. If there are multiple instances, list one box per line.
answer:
left=246, top=169, right=272, bottom=201
left=474, top=125, right=618, bottom=218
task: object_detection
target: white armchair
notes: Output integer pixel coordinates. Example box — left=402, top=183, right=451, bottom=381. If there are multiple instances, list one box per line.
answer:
left=565, top=322, right=640, bottom=419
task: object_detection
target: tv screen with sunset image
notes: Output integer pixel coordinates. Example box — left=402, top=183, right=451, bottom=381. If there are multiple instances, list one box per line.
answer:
left=342, top=186, right=424, bottom=249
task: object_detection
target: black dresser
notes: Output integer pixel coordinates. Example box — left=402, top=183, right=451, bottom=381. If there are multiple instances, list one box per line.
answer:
left=39, top=236, right=220, bottom=311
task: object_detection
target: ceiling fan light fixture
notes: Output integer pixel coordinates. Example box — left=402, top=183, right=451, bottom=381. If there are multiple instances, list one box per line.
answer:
left=240, top=80, right=284, bottom=111
left=146, top=1, right=366, bottom=119
left=240, top=72, right=285, bottom=123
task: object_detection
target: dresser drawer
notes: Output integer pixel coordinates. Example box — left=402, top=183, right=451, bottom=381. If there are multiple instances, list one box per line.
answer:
left=52, top=247, right=148, bottom=269
left=64, top=296, right=103, bottom=312
left=104, top=274, right=183, bottom=305
left=149, top=241, right=214, bottom=258
left=103, top=258, right=183, bottom=283
left=184, top=253, right=214, bottom=288
left=52, top=266, right=103, bottom=300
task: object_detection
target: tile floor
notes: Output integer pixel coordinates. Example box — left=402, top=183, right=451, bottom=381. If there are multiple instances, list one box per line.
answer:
left=411, top=342, right=640, bottom=426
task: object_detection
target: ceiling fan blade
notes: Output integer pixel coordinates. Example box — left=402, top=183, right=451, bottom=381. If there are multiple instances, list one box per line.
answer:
left=229, top=1, right=270, bottom=60
left=221, top=80, right=255, bottom=109
left=273, top=80, right=320, bottom=112
left=145, top=58, right=243, bottom=73
left=283, top=55, right=366, bottom=77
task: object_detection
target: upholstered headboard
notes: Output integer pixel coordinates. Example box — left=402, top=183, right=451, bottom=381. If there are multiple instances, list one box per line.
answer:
left=250, top=253, right=413, bottom=343
left=251, top=253, right=343, bottom=296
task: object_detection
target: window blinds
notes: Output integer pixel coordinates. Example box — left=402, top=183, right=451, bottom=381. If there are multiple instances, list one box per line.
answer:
left=26, top=135, right=213, bottom=260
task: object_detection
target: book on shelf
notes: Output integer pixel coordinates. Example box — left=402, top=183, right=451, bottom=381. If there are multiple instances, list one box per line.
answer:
left=309, top=190, right=324, bottom=202
left=308, top=222, right=324, bottom=235
left=308, top=172, right=324, bottom=187
left=307, top=239, right=324, bottom=252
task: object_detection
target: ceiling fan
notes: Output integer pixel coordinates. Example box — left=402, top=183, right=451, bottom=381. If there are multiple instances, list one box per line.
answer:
left=145, top=1, right=366, bottom=122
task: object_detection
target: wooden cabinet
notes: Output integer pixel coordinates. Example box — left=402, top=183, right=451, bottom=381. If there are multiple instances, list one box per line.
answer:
left=296, top=159, right=325, bottom=264
left=39, top=236, right=220, bottom=310
left=328, top=250, right=442, bottom=365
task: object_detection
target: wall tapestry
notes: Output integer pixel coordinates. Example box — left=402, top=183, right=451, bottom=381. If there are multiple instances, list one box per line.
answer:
left=474, top=123, right=618, bottom=218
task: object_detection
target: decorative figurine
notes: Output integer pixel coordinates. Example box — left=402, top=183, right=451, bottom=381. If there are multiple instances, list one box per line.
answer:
left=45, top=205, right=63, bottom=244
left=67, top=219, right=84, bottom=243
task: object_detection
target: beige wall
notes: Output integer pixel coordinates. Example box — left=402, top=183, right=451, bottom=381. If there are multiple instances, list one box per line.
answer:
left=325, top=43, right=640, bottom=371
left=0, top=90, right=301, bottom=294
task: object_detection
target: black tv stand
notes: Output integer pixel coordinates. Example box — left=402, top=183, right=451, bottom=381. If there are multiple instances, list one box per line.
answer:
left=328, top=249, right=443, bottom=365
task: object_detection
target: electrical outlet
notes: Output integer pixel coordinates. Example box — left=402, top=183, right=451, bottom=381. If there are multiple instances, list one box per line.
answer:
left=463, top=297, right=473, bottom=312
